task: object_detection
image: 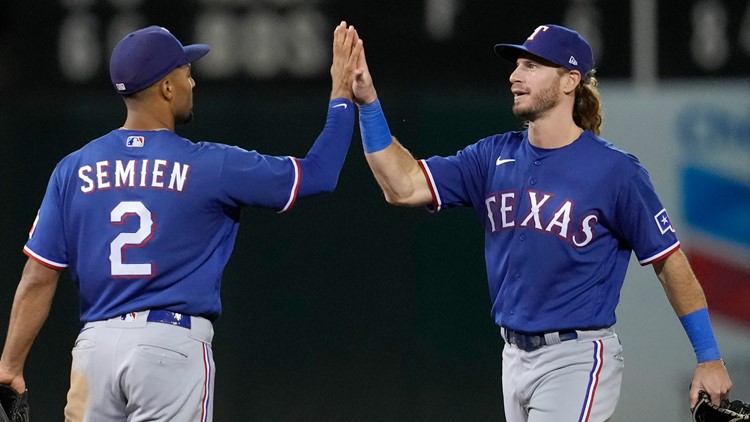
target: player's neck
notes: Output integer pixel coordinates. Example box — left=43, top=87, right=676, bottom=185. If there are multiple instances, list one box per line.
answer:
left=121, top=109, right=175, bottom=132
left=527, top=117, right=583, bottom=149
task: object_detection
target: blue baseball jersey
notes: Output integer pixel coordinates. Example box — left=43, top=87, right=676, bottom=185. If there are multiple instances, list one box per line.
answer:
left=23, top=105, right=352, bottom=323
left=25, top=130, right=300, bottom=322
left=420, top=130, right=680, bottom=332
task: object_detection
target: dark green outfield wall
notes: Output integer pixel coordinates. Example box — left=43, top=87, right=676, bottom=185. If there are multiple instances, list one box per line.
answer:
left=0, top=86, right=518, bottom=421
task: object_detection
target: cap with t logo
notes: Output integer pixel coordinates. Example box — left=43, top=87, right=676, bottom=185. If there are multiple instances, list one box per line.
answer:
left=494, top=24, right=594, bottom=76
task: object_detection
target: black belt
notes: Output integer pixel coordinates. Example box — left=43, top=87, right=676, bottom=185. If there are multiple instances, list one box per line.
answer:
left=504, top=328, right=578, bottom=352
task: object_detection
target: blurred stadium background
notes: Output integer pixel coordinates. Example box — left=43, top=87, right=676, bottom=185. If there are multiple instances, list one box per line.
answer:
left=0, top=0, right=748, bottom=420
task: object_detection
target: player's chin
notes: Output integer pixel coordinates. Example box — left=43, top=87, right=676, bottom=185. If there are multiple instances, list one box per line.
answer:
left=512, top=103, right=528, bottom=117
left=177, top=111, right=194, bottom=125
left=511, top=98, right=525, bottom=111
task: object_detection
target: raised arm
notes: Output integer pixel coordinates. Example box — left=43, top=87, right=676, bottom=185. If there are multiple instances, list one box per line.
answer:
left=295, top=22, right=360, bottom=198
left=352, top=41, right=433, bottom=207
left=652, top=249, right=732, bottom=408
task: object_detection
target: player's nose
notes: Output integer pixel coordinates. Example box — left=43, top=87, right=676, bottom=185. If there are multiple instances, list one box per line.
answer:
left=509, top=66, right=522, bottom=84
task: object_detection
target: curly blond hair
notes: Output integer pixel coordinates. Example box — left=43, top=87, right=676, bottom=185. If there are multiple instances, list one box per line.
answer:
left=573, top=75, right=603, bottom=135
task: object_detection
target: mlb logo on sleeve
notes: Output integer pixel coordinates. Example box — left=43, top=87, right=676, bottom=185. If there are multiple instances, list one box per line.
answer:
left=654, top=209, right=675, bottom=234
left=126, top=136, right=145, bottom=147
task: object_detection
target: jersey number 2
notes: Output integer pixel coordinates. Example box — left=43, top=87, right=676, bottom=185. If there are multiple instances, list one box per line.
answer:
left=109, top=201, right=154, bottom=277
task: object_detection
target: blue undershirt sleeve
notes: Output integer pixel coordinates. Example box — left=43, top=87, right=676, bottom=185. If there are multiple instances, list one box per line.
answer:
left=296, top=98, right=355, bottom=197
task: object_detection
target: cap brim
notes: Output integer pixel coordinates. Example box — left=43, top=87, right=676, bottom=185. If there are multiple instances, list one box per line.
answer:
left=494, top=43, right=529, bottom=63
left=183, top=44, right=211, bottom=64
left=494, top=43, right=567, bottom=70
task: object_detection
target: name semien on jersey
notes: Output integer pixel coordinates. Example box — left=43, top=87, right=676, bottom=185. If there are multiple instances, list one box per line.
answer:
left=485, top=190, right=598, bottom=247
left=78, top=159, right=190, bottom=193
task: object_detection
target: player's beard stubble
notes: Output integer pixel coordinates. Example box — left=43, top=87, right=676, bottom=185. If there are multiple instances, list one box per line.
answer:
left=176, top=98, right=195, bottom=125
left=512, top=80, right=560, bottom=122
left=177, top=111, right=194, bottom=125
left=176, top=89, right=195, bottom=125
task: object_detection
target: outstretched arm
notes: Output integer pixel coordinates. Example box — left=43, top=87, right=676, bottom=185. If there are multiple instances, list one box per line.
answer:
left=653, top=249, right=732, bottom=408
left=295, top=22, right=360, bottom=197
left=0, top=259, right=61, bottom=394
left=352, top=40, right=433, bottom=207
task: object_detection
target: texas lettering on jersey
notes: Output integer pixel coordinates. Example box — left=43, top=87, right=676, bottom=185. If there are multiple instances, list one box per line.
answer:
left=77, top=159, right=191, bottom=193
left=484, top=190, right=598, bottom=247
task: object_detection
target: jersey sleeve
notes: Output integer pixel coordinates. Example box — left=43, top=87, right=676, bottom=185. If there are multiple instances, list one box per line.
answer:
left=295, top=98, right=355, bottom=198
left=421, top=140, right=489, bottom=212
left=24, top=166, right=68, bottom=270
left=219, top=146, right=299, bottom=212
left=613, top=165, right=680, bottom=265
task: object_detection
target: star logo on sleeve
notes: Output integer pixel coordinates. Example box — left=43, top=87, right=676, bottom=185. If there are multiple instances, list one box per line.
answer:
left=654, top=209, right=675, bottom=234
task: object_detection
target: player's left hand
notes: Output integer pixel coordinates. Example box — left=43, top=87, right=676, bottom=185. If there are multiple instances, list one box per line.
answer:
left=690, top=359, right=732, bottom=408
left=330, top=21, right=362, bottom=101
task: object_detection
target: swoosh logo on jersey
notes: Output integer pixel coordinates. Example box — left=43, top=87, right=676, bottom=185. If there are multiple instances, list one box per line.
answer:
left=496, top=157, right=516, bottom=166
left=333, top=103, right=348, bottom=109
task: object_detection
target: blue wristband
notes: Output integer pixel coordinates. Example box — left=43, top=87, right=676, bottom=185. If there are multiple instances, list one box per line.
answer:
left=679, top=308, right=721, bottom=363
left=358, top=98, right=393, bottom=153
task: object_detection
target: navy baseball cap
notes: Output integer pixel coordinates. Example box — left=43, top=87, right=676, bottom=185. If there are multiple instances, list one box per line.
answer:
left=110, top=26, right=210, bottom=95
left=494, top=24, right=594, bottom=76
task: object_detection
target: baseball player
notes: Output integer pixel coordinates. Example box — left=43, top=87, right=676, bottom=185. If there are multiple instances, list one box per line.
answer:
left=351, top=24, right=733, bottom=421
left=0, top=22, right=362, bottom=420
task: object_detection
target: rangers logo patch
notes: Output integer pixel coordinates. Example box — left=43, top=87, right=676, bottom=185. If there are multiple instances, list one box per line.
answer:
left=126, top=136, right=145, bottom=148
left=654, top=209, right=675, bottom=234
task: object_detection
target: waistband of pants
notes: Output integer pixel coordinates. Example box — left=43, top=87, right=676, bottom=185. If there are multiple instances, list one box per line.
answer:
left=89, top=310, right=214, bottom=344
left=501, top=327, right=579, bottom=352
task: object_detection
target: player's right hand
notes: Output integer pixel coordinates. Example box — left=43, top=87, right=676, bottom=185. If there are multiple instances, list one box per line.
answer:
left=689, top=359, right=732, bottom=408
left=352, top=37, right=377, bottom=105
left=0, top=366, right=25, bottom=398
left=330, top=21, right=362, bottom=101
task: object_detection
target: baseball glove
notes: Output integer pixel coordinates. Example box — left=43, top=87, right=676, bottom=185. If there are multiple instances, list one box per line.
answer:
left=693, top=390, right=750, bottom=422
left=0, top=384, right=29, bottom=422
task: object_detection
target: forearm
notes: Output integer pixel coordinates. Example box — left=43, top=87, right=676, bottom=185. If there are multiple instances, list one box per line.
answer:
left=655, top=249, right=707, bottom=316
left=0, top=260, right=60, bottom=374
left=359, top=99, right=432, bottom=206
left=365, top=141, right=432, bottom=206
left=655, top=250, right=720, bottom=363
left=296, top=98, right=355, bottom=197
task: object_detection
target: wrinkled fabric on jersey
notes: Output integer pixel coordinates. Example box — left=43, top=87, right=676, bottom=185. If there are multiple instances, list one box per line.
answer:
left=421, top=130, right=680, bottom=332
left=23, top=99, right=355, bottom=323
left=26, top=130, right=295, bottom=322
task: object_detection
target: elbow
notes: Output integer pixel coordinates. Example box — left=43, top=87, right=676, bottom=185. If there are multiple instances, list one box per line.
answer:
left=296, top=175, right=338, bottom=198
left=314, top=172, right=340, bottom=195
left=320, top=178, right=338, bottom=194
left=382, top=189, right=414, bottom=207
left=383, top=192, right=401, bottom=205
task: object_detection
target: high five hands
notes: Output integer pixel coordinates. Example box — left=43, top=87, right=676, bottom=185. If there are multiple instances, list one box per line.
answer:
left=330, top=21, right=362, bottom=101
left=330, top=21, right=377, bottom=105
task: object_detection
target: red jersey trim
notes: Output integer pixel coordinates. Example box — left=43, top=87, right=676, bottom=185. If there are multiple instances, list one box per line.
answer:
left=279, top=157, right=300, bottom=214
left=417, top=160, right=441, bottom=212
left=23, top=246, right=67, bottom=270
left=639, top=241, right=681, bottom=266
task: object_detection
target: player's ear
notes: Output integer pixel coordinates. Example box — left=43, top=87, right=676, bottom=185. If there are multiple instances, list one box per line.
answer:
left=159, top=78, right=174, bottom=101
left=563, top=70, right=581, bottom=94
